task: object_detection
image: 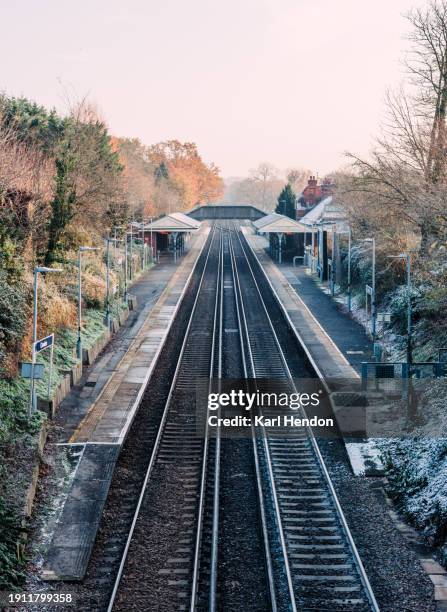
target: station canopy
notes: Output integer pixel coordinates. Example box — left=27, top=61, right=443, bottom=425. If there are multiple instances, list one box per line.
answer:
left=141, top=212, right=201, bottom=233
left=253, top=213, right=306, bottom=234
left=299, top=196, right=348, bottom=231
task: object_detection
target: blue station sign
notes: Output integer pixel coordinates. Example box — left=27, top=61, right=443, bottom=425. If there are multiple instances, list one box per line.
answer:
left=34, top=334, right=54, bottom=353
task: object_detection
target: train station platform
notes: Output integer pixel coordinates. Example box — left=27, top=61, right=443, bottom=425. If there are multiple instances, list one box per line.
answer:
left=242, top=228, right=382, bottom=476
left=41, top=225, right=210, bottom=581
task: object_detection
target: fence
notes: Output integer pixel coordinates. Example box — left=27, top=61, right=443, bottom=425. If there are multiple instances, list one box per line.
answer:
left=361, top=361, right=446, bottom=395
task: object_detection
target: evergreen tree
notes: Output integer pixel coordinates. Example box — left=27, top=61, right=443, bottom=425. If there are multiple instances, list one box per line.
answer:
left=275, top=183, right=296, bottom=219
left=45, top=148, right=77, bottom=264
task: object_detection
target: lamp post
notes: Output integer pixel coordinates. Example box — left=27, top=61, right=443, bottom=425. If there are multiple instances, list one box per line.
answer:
left=140, top=222, right=146, bottom=270
left=141, top=218, right=154, bottom=264
left=149, top=217, right=154, bottom=263
left=77, top=247, right=99, bottom=360
left=330, top=224, right=336, bottom=296
left=113, top=225, right=125, bottom=260
left=128, top=226, right=134, bottom=281
left=361, top=238, right=376, bottom=340
left=388, top=253, right=412, bottom=365
left=347, top=227, right=352, bottom=311
left=29, top=266, right=63, bottom=415
left=124, top=235, right=129, bottom=304
left=105, top=238, right=122, bottom=329
left=277, top=232, right=284, bottom=264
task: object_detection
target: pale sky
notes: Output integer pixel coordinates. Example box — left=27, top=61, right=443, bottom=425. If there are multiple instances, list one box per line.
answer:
left=1, top=0, right=417, bottom=177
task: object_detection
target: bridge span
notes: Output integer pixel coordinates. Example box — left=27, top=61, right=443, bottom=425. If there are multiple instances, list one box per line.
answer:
left=188, top=204, right=265, bottom=220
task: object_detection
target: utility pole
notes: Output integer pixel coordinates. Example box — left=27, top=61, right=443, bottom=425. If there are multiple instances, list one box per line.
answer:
left=77, top=246, right=99, bottom=359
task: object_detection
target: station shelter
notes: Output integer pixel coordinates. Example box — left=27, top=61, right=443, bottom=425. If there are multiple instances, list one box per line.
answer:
left=253, top=213, right=307, bottom=263
left=299, top=196, right=349, bottom=281
left=140, top=212, right=201, bottom=261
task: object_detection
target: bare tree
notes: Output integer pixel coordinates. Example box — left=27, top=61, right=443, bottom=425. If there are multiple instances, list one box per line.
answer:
left=405, top=0, right=447, bottom=182
left=343, top=0, right=447, bottom=256
left=249, top=162, right=280, bottom=210
left=286, top=167, right=311, bottom=193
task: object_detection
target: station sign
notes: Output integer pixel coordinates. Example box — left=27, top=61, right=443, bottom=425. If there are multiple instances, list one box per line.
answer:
left=34, top=334, right=54, bottom=353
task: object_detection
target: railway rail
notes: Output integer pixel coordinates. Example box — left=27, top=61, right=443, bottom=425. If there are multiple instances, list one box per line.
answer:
left=231, top=226, right=379, bottom=611
left=105, top=221, right=379, bottom=611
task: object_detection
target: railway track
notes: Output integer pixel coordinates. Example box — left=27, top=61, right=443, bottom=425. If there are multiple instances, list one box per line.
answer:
left=106, top=221, right=379, bottom=611
left=231, top=226, right=379, bottom=611
left=107, top=226, right=223, bottom=611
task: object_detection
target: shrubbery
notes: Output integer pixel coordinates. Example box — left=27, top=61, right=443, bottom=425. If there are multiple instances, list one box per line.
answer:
left=0, top=497, right=26, bottom=589
left=0, top=270, right=29, bottom=378
left=381, top=378, right=447, bottom=552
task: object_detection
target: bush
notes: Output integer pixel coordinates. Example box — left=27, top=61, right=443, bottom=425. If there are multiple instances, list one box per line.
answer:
left=0, top=380, right=43, bottom=589
left=0, top=269, right=29, bottom=377
left=0, top=497, right=26, bottom=589
left=38, top=279, right=77, bottom=337
left=0, top=379, right=42, bottom=444
left=382, top=284, right=421, bottom=333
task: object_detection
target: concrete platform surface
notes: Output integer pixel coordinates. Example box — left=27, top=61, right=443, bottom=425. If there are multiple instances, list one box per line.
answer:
left=42, top=226, right=210, bottom=581
left=41, top=444, right=119, bottom=581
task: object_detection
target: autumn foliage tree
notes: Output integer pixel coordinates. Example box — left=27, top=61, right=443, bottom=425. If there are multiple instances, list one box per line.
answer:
left=148, top=140, right=223, bottom=211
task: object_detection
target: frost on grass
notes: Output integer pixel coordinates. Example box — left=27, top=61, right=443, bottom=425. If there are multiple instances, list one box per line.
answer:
left=380, top=379, right=447, bottom=559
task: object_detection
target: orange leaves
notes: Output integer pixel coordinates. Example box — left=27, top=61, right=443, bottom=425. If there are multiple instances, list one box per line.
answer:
left=148, top=140, right=223, bottom=210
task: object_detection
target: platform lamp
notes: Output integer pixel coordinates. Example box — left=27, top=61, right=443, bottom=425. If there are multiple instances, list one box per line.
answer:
left=387, top=253, right=412, bottom=365
left=146, top=217, right=154, bottom=263
left=360, top=238, right=376, bottom=341
left=29, top=266, right=63, bottom=415
left=124, top=232, right=133, bottom=302
left=77, top=246, right=99, bottom=360
left=105, top=237, right=123, bottom=329
left=128, top=226, right=135, bottom=281
left=113, top=225, right=125, bottom=260
left=311, top=222, right=316, bottom=273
